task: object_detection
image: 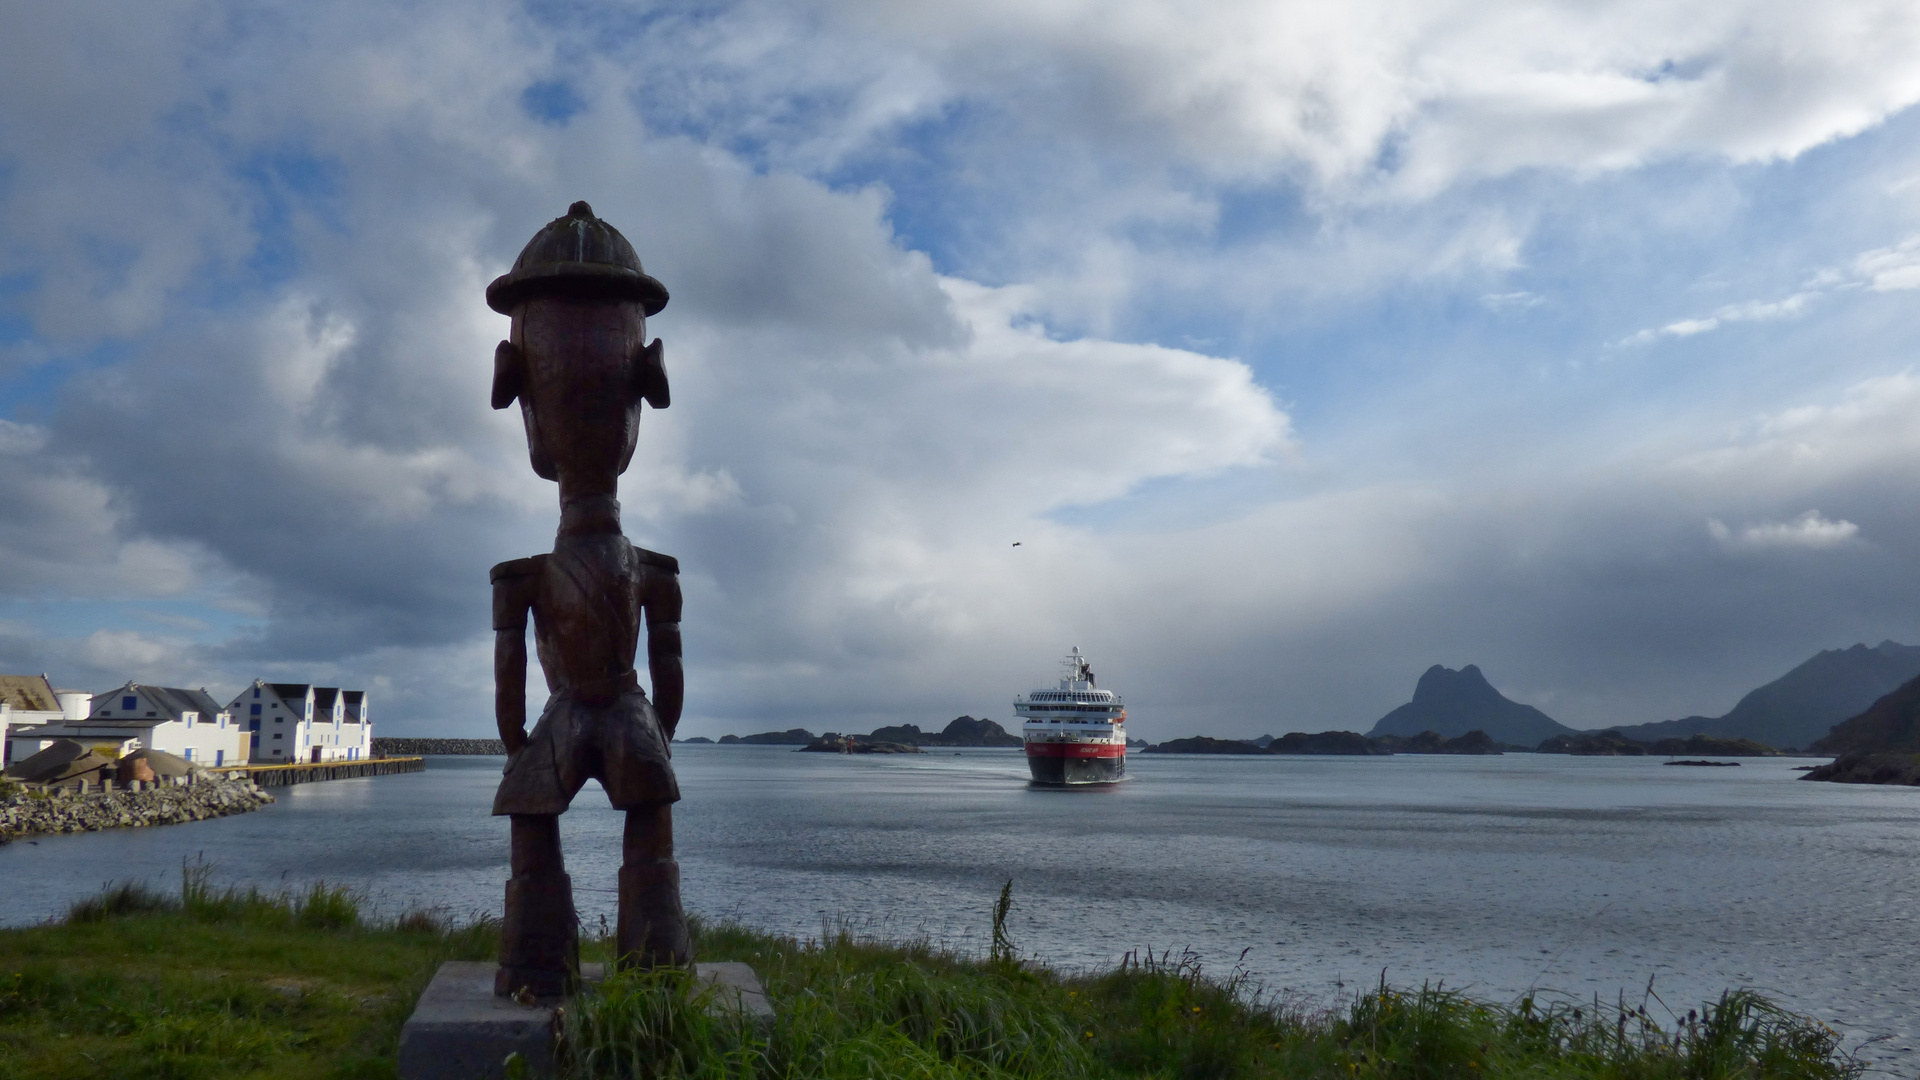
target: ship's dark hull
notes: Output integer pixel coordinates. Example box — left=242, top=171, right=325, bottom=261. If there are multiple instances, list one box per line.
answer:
left=1025, top=745, right=1126, bottom=784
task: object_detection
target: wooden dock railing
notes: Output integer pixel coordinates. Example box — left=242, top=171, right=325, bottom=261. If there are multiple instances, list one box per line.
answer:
left=206, top=756, right=425, bottom=787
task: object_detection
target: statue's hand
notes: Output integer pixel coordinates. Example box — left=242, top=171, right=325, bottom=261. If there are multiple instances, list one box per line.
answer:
left=500, top=723, right=528, bottom=755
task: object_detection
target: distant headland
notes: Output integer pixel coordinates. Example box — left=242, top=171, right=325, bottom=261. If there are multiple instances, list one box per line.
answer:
left=678, top=715, right=1029, bottom=753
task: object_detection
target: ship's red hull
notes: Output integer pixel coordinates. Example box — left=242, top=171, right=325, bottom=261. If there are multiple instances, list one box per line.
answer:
left=1024, top=741, right=1126, bottom=784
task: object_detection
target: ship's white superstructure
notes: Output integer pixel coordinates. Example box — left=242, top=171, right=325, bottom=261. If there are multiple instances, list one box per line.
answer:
left=1013, top=647, right=1126, bottom=784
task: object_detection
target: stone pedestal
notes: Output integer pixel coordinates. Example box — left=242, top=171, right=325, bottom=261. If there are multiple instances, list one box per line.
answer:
left=398, top=960, right=773, bottom=1080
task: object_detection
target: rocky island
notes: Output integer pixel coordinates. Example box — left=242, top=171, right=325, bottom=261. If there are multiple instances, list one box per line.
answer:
left=700, top=715, right=1022, bottom=752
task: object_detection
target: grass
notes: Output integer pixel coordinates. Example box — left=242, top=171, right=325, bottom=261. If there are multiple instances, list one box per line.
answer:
left=0, top=864, right=494, bottom=1079
left=0, top=872, right=1865, bottom=1080
left=561, top=885, right=1864, bottom=1080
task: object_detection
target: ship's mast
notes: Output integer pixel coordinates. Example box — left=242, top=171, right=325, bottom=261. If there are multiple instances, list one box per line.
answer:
left=1059, top=646, right=1095, bottom=690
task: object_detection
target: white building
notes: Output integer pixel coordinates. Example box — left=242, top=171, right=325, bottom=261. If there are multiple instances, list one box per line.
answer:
left=226, top=681, right=371, bottom=763
left=12, top=684, right=244, bottom=766
left=0, top=675, right=89, bottom=766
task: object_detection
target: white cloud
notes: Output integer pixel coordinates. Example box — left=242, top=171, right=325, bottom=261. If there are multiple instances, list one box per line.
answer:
left=1707, top=510, right=1860, bottom=551
left=1621, top=291, right=1819, bottom=345
left=827, top=0, right=1920, bottom=198
left=1673, top=372, right=1920, bottom=485
left=1481, top=291, right=1545, bottom=313
left=1855, top=235, right=1920, bottom=291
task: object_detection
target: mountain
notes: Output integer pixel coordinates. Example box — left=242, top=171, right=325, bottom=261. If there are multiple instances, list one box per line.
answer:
left=1809, top=671, right=1920, bottom=755
left=1143, top=736, right=1272, bottom=755
left=1607, top=641, right=1920, bottom=751
left=1268, top=730, right=1393, bottom=755
left=719, top=728, right=816, bottom=745
left=865, top=716, right=1022, bottom=747
left=1372, top=730, right=1504, bottom=755
left=1367, top=665, right=1575, bottom=746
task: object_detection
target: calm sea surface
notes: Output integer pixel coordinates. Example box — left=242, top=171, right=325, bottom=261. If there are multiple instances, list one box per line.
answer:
left=3, top=749, right=1917, bottom=1069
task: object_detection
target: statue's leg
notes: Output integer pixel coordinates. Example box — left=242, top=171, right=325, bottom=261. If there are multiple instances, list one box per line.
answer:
left=616, top=803, right=691, bottom=969
left=497, top=813, right=578, bottom=997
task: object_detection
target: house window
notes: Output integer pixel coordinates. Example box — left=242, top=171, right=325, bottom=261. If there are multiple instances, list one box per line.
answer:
left=122, top=696, right=136, bottom=710
left=250, top=704, right=261, bottom=716
left=183, top=748, right=194, bottom=762
left=248, top=718, right=260, bottom=732
left=251, top=734, right=260, bottom=751
left=273, top=733, right=283, bottom=740
left=253, top=688, right=260, bottom=699
left=215, top=750, right=224, bottom=766
left=185, top=712, right=195, bottom=728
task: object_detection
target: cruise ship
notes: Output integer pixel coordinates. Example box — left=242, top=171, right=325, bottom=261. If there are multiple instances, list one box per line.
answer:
left=1014, top=647, right=1126, bottom=784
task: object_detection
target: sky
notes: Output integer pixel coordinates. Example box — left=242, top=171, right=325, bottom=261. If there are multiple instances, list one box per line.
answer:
left=5, top=0, right=1920, bottom=740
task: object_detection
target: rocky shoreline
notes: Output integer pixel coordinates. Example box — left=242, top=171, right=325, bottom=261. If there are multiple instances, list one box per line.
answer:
left=370, top=737, right=506, bottom=756
left=0, top=778, right=274, bottom=843
left=1801, top=752, right=1920, bottom=785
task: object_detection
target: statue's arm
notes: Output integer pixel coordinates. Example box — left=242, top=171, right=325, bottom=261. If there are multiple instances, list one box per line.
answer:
left=492, top=558, right=539, bottom=753
left=644, top=571, right=684, bottom=740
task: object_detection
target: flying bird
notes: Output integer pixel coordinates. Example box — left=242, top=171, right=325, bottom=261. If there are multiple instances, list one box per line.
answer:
left=1012, top=542, right=1022, bottom=547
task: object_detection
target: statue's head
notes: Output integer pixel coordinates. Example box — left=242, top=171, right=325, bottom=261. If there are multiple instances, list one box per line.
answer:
left=487, top=201, right=670, bottom=497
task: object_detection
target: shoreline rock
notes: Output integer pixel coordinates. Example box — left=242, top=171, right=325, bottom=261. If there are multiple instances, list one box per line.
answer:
left=1801, top=752, right=1920, bottom=785
left=797, top=735, right=924, bottom=753
left=0, top=778, right=275, bottom=843
left=371, top=737, right=506, bottom=756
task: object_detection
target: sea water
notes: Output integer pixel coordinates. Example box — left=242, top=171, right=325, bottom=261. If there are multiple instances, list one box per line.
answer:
left=3, top=748, right=1916, bottom=1069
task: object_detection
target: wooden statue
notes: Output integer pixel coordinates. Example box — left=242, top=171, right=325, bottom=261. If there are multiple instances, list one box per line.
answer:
left=485, top=201, right=687, bottom=998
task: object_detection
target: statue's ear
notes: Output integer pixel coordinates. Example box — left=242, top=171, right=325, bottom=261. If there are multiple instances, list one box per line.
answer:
left=636, top=338, right=670, bottom=409
left=491, top=340, right=524, bottom=410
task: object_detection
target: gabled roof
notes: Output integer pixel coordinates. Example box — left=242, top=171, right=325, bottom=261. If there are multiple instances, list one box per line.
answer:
left=92, top=683, right=225, bottom=722
left=33, top=717, right=167, bottom=736
left=313, top=687, right=339, bottom=710
left=0, top=674, right=59, bottom=712
left=268, top=683, right=312, bottom=712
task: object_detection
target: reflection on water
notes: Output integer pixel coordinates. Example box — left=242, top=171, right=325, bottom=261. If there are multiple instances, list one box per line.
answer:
left=3, top=748, right=1916, bottom=1069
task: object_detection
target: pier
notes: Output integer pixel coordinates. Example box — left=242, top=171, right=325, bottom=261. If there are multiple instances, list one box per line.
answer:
left=208, top=756, right=425, bottom=787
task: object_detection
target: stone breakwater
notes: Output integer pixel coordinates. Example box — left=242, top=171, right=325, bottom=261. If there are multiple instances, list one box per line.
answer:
left=370, top=737, right=506, bottom=756
left=0, top=779, right=274, bottom=843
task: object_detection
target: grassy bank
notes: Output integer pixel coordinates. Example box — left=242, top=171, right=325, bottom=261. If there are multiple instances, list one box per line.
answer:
left=1, top=877, right=1863, bottom=1080
left=0, top=868, right=493, bottom=1079
left=565, top=920, right=1861, bottom=1080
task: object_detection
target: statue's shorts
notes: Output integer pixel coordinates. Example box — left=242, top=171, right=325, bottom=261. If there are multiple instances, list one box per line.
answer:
left=493, top=687, right=679, bottom=815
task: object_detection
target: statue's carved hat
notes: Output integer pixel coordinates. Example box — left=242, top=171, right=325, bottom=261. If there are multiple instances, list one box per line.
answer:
left=487, top=201, right=670, bottom=316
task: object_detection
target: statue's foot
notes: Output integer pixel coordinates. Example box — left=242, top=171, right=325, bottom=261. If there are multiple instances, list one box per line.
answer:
left=496, top=962, right=573, bottom=1000
left=616, top=860, right=692, bottom=969
left=498, top=870, right=579, bottom=998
